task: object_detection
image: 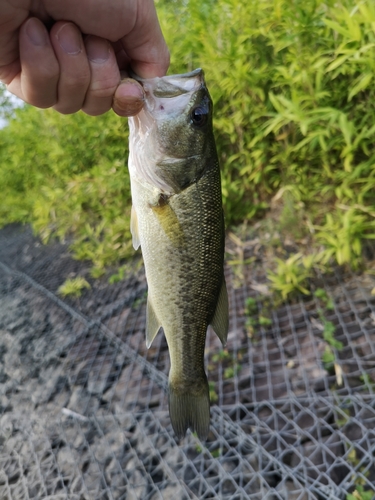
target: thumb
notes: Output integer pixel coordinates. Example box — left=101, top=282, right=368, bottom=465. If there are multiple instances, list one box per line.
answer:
left=112, top=78, right=144, bottom=117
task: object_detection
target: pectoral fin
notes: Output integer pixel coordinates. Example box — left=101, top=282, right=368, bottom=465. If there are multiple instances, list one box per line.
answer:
left=146, top=297, right=161, bottom=348
left=210, top=279, right=229, bottom=347
left=131, top=206, right=140, bottom=250
left=151, top=199, right=185, bottom=247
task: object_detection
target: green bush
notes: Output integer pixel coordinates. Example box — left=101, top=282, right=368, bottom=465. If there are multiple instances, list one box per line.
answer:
left=1, top=0, right=375, bottom=288
left=159, top=0, right=375, bottom=293
left=0, top=105, right=133, bottom=271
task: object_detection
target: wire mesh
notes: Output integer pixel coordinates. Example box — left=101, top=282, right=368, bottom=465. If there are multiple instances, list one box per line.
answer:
left=0, top=224, right=374, bottom=499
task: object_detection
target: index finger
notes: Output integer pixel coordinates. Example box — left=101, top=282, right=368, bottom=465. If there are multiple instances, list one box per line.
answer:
left=120, top=0, right=169, bottom=78
left=0, top=31, right=20, bottom=84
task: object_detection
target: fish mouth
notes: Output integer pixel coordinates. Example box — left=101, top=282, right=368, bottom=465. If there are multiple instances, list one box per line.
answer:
left=130, top=68, right=203, bottom=83
left=127, top=69, right=209, bottom=193
left=130, top=68, right=205, bottom=98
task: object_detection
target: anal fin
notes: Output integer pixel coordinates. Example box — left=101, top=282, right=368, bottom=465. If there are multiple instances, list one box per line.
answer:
left=210, top=278, right=229, bottom=347
left=146, top=296, right=161, bottom=348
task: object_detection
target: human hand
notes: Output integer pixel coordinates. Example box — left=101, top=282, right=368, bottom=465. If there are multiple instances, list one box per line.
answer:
left=0, top=0, right=169, bottom=116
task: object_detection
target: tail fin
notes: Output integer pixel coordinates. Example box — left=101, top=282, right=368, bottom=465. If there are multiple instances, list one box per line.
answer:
left=168, top=377, right=210, bottom=440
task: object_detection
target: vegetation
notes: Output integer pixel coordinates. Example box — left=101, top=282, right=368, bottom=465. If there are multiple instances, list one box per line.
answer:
left=0, top=102, right=133, bottom=274
left=1, top=0, right=375, bottom=295
left=347, top=486, right=374, bottom=500
left=0, top=87, right=14, bottom=122
left=58, top=277, right=91, bottom=298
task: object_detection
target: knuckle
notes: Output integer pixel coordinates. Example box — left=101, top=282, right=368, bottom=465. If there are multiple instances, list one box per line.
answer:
left=53, top=102, right=81, bottom=115
left=26, top=94, right=56, bottom=108
left=60, top=71, right=90, bottom=92
left=82, top=103, right=110, bottom=116
left=31, top=62, right=60, bottom=84
left=88, top=77, right=118, bottom=99
left=24, top=84, right=57, bottom=108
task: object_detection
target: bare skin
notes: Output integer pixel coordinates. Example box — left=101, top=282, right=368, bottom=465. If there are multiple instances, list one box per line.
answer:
left=0, top=0, right=170, bottom=116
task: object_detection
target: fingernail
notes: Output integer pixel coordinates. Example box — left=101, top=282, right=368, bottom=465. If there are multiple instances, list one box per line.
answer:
left=120, top=79, right=144, bottom=99
left=86, top=37, right=110, bottom=63
left=26, top=18, right=48, bottom=46
left=56, top=23, right=82, bottom=55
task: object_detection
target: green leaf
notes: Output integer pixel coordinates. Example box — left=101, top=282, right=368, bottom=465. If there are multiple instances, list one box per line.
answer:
left=325, top=55, right=351, bottom=73
left=348, top=73, right=373, bottom=101
left=323, top=18, right=352, bottom=40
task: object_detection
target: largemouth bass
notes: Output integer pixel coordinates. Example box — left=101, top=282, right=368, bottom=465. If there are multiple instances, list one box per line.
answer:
left=128, top=68, right=228, bottom=440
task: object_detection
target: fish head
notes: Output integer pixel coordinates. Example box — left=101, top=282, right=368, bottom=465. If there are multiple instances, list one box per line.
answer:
left=128, top=69, right=216, bottom=194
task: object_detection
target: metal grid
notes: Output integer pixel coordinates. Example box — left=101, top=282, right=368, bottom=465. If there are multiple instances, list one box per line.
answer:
left=0, top=224, right=374, bottom=499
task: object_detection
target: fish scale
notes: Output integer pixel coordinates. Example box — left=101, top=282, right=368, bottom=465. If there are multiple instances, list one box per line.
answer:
left=128, top=69, right=228, bottom=440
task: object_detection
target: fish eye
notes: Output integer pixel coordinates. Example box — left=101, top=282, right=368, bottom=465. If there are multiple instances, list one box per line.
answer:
left=190, top=106, right=208, bottom=127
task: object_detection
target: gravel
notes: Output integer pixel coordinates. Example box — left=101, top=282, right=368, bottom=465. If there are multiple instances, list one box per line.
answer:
left=0, top=224, right=374, bottom=499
